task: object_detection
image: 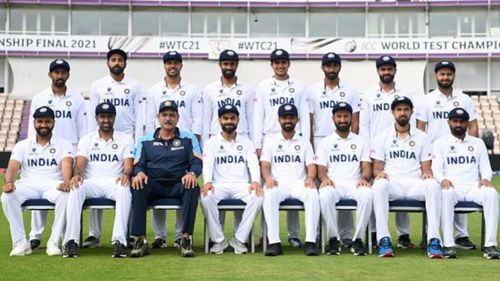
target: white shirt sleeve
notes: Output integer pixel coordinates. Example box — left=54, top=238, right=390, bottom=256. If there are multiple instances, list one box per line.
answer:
left=370, top=133, right=385, bottom=161
left=415, top=100, right=428, bottom=123
left=359, top=95, right=370, bottom=139
left=76, top=135, right=90, bottom=158
left=61, top=140, right=75, bottom=159
left=420, top=135, right=433, bottom=162
left=201, top=89, right=212, bottom=142
left=145, top=87, right=157, bottom=134
left=351, top=90, right=362, bottom=113
left=10, top=142, right=24, bottom=163
left=76, top=95, right=88, bottom=140
left=315, top=138, right=328, bottom=166
left=27, top=96, right=38, bottom=138
left=431, top=139, right=445, bottom=183
left=259, top=135, right=272, bottom=163
left=246, top=86, right=255, bottom=141
left=133, top=84, right=145, bottom=143
left=252, top=85, right=265, bottom=149
left=478, top=140, right=493, bottom=181
left=360, top=138, right=371, bottom=162
left=88, top=83, right=100, bottom=134
left=123, top=135, right=135, bottom=159
left=202, top=138, right=215, bottom=183
left=299, top=89, right=311, bottom=142
left=246, top=142, right=261, bottom=183
left=191, top=86, right=203, bottom=135
left=464, top=97, right=477, bottom=121
left=304, top=142, right=315, bottom=166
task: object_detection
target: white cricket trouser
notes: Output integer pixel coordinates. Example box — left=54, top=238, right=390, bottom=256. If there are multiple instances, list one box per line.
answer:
left=152, top=209, right=183, bottom=240
left=201, top=182, right=263, bottom=243
left=64, top=177, right=131, bottom=245
left=1, top=179, right=68, bottom=247
left=29, top=210, right=48, bottom=240
left=454, top=213, right=469, bottom=238
left=319, top=181, right=373, bottom=242
left=263, top=180, right=320, bottom=244
left=442, top=183, right=499, bottom=247
left=372, top=178, right=441, bottom=243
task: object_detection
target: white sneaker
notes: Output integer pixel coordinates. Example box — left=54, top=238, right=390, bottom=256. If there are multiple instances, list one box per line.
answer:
left=46, top=241, right=62, bottom=256
left=229, top=237, right=248, bottom=254
left=209, top=240, right=228, bottom=254
left=10, top=240, right=32, bottom=256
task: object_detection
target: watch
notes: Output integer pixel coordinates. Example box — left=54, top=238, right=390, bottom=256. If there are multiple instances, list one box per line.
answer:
left=187, top=172, right=196, bottom=177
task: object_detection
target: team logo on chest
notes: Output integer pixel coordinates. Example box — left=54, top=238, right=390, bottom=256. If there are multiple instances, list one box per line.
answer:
left=106, top=87, right=112, bottom=94
left=124, top=88, right=130, bottom=95
left=390, top=139, right=399, bottom=148
left=49, top=148, right=56, bottom=154
left=468, top=146, right=474, bottom=152
left=237, top=145, right=244, bottom=151
left=180, top=90, right=186, bottom=96
left=92, top=143, right=100, bottom=151
left=66, top=101, right=72, bottom=107
left=409, top=140, right=416, bottom=147
left=173, top=139, right=181, bottom=147
left=289, top=88, right=295, bottom=94
left=112, top=143, right=118, bottom=150
left=294, top=145, right=301, bottom=151
left=350, top=144, right=357, bottom=150
left=453, top=101, right=460, bottom=107
left=339, top=92, right=346, bottom=98
left=236, top=90, right=243, bottom=96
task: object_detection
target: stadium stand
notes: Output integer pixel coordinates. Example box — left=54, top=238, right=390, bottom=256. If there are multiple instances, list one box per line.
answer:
left=473, top=95, right=500, bottom=154
left=0, top=95, right=24, bottom=152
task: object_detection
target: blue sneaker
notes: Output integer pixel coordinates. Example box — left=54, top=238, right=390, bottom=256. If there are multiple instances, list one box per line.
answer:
left=378, top=237, right=395, bottom=257
left=427, top=238, right=443, bottom=259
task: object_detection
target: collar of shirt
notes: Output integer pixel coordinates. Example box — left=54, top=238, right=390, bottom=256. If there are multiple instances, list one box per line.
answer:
left=391, top=125, right=417, bottom=140
left=333, top=131, right=353, bottom=141
left=105, top=75, right=129, bottom=85
left=91, top=130, right=115, bottom=143
left=434, top=88, right=460, bottom=100
left=220, top=77, right=240, bottom=89
left=29, top=135, right=53, bottom=149
left=278, top=131, right=301, bottom=142
left=323, top=79, right=348, bottom=92
left=48, top=88, right=73, bottom=97
left=378, top=82, right=402, bottom=95
left=448, top=133, right=472, bottom=144
left=153, top=127, right=180, bottom=141
left=216, top=132, right=242, bottom=144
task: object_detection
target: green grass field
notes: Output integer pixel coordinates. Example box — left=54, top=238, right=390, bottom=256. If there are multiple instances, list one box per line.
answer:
left=0, top=176, right=499, bottom=281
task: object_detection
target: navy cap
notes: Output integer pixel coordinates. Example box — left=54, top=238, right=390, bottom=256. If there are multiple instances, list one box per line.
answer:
left=278, top=103, right=298, bottom=117
left=158, top=100, right=178, bottom=113
left=33, top=106, right=55, bottom=119
left=163, top=51, right=182, bottom=63
left=322, top=52, right=341, bottom=65
left=219, top=49, right=239, bottom=62
left=49, top=59, right=70, bottom=72
left=332, top=102, right=353, bottom=115
left=107, top=49, right=127, bottom=61
left=376, top=55, right=396, bottom=68
left=391, top=96, right=414, bottom=110
left=218, top=104, right=239, bottom=117
left=95, top=102, right=116, bottom=115
left=270, top=49, right=289, bottom=62
left=434, top=60, right=455, bottom=73
left=448, top=107, right=470, bottom=121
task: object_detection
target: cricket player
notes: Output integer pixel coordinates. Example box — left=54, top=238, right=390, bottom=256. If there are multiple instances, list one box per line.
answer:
left=62, top=102, right=134, bottom=258
left=261, top=103, right=320, bottom=256
left=146, top=51, right=202, bottom=249
left=433, top=108, right=499, bottom=259
left=416, top=60, right=479, bottom=250
left=317, top=102, right=372, bottom=256
left=201, top=105, right=263, bottom=254
left=371, top=96, right=443, bottom=258
left=87, top=48, right=144, bottom=248
left=27, top=58, right=87, bottom=250
left=308, top=52, right=361, bottom=248
left=130, top=100, right=201, bottom=258
left=2, top=106, right=73, bottom=256
left=360, top=55, right=414, bottom=248
left=253, top=49, right=309, bottom=248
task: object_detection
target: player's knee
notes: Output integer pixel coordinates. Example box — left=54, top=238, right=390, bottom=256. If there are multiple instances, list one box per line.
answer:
left=424, top=178, right=440, bottom=191
left=483, top=187, right=499, bottom=201
left=372, top=178, right=388, bottom=192
left=358, top=189, right=373, bottom=203
left=0, top=192, right=11, bottom=204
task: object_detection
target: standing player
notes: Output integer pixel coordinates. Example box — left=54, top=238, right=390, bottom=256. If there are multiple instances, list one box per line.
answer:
left=433, top=108, right=499, bottom=259
left=62, top=102, right=134, bottom=258
left=261, top=103, right=320, bottom=256
left=317, top=102, right=372, bottom=256
left=308, top=52, right=361, bottom=247
left=201, top=105, right=263, bottom=254
left=146, top=51, right=202, bottom=249
left=27, top=59, right=87, bottom=250
left=86, top=49, right=144, bottom=248
left=2, top=106, right=73, bottom=256
left=253, top=49, right=309, bottom=248
left=416, top=61, right=479, bottom=250
left=359, top=55, right=414, bottom=248
left=371, top=97, right=443, bottom=258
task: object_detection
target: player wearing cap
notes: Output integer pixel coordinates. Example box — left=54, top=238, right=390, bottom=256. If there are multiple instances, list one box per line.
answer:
left=2, top=106, right=73, bottom=256
left=360, top=55, right=414, bottom=249
left=261, top=103, right=320, bottom=256
left=308, top=52, right=361, bottom=248
left=202, top=49, right=254, bottom=142
left=62, top=102, right=134, bottom=258
left=416, top=61, right=479, bottom=250
left=433, top=108, right=499, bottom=259
left=27, top=58, right=88, bottom=250
left=254, top=49, right=309, bottom=248
left=146, top=51, right=202, bottom=249
left=371, top=97, right=443, bottom=258
left=201, top=105, right=263, bottom=254
left=317, top=102, right=372, bottom=256
left=129, top=100, right=201, bottom=258
left=86, top=49, right=144, bottom=248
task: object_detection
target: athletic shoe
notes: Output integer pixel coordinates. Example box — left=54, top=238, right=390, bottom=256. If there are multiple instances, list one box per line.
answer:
left=326, top=237, right=341, bottom=255
left=180, top=237, right=195, bottom=258
left=82, top=236, right=100, bottom=249
left=351, top=239, right=367, bottom=256
left=264, top=243, right=282, bottom=256
left=304, top=242, right=319, bottom=256
left=229, top=237, right=248, bottom=254
left=112, top=241, right=127, bottom=258
left=443, top=247, right=457, bottom=259
left=151, top=238, right=167, bottom=249
left=173, top=238, right=182, bottom=248
left=46, top=241, right=62, bottom=256
left=129, top=239, right=149, bottom=258
left=288, top=237, right=303, bottom=248
left=455, top=237, right=477, bottom=250
left=427, top=238, right=443, bottom=259
left=30, top=239, right=41, bottom=250
left=371, top=232, right=377, bottom=249
left=378, top=237, right=395, bottom=257
left=63, top=240, right=78, bottom=258
left=10, top=240, right=32, bottom=256
left=483, top=246, right=500, bottom=259
left=127, top=237, right=136, bottom=249
left=397, top=234, right=415, bottom=249
left=341, top=238, right=353, bottom=249
left=209, top=240, right=228, bottom=254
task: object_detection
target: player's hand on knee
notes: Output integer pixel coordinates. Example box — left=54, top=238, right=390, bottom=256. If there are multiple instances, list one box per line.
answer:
left=249, top=181, right=263, bottom=197
left=440, top=179, right=454, bottom=190
left=2, top=182, right=15, bottom=193
left=304, top=176, right=316, bottom=189
left=421, top=171, right=434, bottom=180
left=202, top=182, right=214, bottom=197
left=131, top=172, right=148, bottom=190
left=116, top=174, right=130, bottom=187
left=57, top=181, right=71, bottom=192
left=479, top=179, right=494, bottom=188
left=375, top=172, right=389, bottom=180
left=319, top=176, right=334, bottom=188
left=264, top=177, right=277, bottom=189
left=70, top=175, right=83, bottom=189
left=182, top=172, right=197, bottom=189
left=356, top=178, right=370, bottom=188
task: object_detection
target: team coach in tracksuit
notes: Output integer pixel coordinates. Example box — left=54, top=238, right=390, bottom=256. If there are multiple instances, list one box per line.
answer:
left=129, top=100, right=202, bottom=258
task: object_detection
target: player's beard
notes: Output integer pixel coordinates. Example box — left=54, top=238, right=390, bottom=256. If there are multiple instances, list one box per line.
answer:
left=451, top=126, right=466, bottom=137
left=99, top=123, right=113, bottom=133
left=222, top=69, right=236, bottom=79
left=109, top=65, right=124, bottom=75
left=335, top=122, right=350, bottom=132
left=437, top=79, right=453, bottom=89
left=379, top=74, right=395, bottom=84
left=396, top=116, right=410, bottom=127
left=166, top=68, right=180, bottom=78
left=221, top=123, right=237, bottom=134
left=53, top=78, right=66, bottom=88
left=35, top=126, right=53, bottom=137
left=280, top=122, right=296, bottom=132
left=324, top=71, right=339, bottom=81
